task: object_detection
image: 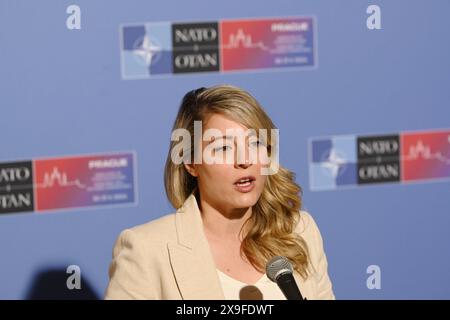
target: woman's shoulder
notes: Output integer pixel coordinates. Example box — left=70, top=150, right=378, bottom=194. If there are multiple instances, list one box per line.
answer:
left=115, top=213, right=178, bottom=247
left=294, top=210, right=326, bottom=249
left=295, top=210, right=335, bottom=299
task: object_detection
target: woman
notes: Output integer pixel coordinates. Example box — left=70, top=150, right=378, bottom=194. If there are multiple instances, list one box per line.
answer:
left=105, top=85, right=335, bottom=300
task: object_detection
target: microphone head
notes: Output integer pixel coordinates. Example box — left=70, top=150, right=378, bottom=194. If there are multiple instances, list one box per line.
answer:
left=266, top=256, right=294, bottom=282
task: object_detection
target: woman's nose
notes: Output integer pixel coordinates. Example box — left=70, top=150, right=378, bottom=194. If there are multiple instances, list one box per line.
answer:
left=237, top=161, right=251, bottom=169
left=234, top=145, right=252, bottom=169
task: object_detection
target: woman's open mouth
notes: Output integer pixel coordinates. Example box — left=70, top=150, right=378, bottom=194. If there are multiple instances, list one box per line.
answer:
left=233, top=176, right=255, bottom=193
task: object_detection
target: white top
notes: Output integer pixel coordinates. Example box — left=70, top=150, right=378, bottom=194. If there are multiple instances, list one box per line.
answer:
left=216, top=269, right=286, bottom=300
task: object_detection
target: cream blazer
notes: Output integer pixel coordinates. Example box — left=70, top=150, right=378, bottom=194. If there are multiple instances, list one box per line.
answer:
left=105, top=194, right=335, bottom=300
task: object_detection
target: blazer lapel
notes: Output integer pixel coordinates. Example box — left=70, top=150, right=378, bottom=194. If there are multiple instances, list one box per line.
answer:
left=168, top=194, right=225, bottom=300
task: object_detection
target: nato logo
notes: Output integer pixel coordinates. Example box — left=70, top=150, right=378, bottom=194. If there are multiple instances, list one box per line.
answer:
left=309, top=136, right=357, bottom=190
left=171, top=22, right=220, bottom=74
left=357, top=135, right=400, bottom=184
left=0, top=161, right=34, bottom=214
left=121, top=23, right=172, bottom=79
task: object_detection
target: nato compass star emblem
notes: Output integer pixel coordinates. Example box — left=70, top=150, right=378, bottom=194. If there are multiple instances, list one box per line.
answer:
left=309, top=137, right=357, bottom=190
left=132, top=35, right=162, bottom=67
left=321, top=149, right=348, bottom=178
left=121, top=23, right=172, bottom=78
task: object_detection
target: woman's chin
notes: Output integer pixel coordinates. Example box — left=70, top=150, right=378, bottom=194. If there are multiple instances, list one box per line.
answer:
left=231, top=193, right=259, bottom=208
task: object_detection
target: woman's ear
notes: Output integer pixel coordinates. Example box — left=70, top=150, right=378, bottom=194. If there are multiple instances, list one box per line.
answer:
left=184, top=163, right=198, bottom=177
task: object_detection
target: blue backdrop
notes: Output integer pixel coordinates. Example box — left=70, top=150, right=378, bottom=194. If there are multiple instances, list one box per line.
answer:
left=1, top=0, right=449, bottom=299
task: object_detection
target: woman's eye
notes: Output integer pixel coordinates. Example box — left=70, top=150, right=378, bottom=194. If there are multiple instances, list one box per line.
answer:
left=250, top=140, right=264, bottom=147
left=214, top=145, right=232, bottom=152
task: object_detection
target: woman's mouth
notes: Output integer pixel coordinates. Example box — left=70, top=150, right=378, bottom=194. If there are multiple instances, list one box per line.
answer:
left=234, top=176, right=255, bottom=193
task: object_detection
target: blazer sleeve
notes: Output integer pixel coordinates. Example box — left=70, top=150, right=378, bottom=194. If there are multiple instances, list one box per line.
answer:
left=104, top=229, right=158, bottom=299
left=301, top=211, right=336, bottom=300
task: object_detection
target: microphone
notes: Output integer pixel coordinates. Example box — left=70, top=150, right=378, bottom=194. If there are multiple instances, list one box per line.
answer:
left=266, top=256, right=305, bottom=300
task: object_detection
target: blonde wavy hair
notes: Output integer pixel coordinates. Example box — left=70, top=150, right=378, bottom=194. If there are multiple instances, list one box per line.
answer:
left=164, top=84, right=310, bottom=279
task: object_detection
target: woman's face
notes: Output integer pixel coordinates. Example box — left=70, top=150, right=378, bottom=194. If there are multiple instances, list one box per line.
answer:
left=185, top=113, right=268, bottom=212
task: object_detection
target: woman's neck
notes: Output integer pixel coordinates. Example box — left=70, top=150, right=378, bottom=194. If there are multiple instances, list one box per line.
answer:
left=198, top=196, right=252, bottom=242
